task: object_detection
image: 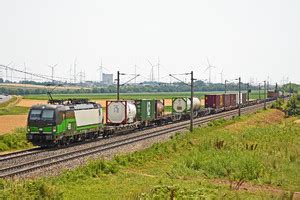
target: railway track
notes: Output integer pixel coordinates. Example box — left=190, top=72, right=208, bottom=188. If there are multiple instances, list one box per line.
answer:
left=0, top=147, right=44, bottom=162
left=0, top=101, right=272, bottom=178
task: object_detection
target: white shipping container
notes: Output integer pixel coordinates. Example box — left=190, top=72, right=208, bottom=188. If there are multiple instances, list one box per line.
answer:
left=74, top=108, right=102, bottom=127
left=235, top=93, right=246, bottom=104
left=107, top=101, right=136, bottom=124
left=173, top=97, right=200, bottom=113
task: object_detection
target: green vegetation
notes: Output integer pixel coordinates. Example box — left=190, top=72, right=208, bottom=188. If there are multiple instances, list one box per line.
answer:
left=281, top=83, right=300, bottom=94
left=1, top=109, right=299, bottom=199
left=0, top=128, right=33, bottom=152
left=0, top=96, right=29, bottom=115
left=285, top=95, right=300, bottom=116
left=24, top=91, right=261, bottom=100
left=0, top=106, right=29, bottom=115
left=1, top=80, right=260, bottom=96
left=272, top=95, right=300, bottom=116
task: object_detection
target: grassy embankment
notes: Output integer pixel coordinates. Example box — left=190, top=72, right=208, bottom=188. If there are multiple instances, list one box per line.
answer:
left=0, top=97, right=32, bottom=151
left=0, top=109, right=299, bottom=199
left=23, top=91, right=261, bottom=100
left=0, top=96, right=29, bottom=116
left=0, top=128, right=32, bottom=152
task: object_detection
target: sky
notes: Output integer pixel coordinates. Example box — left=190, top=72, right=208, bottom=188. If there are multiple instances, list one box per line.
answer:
left=0, top=0, right=299, bottom=85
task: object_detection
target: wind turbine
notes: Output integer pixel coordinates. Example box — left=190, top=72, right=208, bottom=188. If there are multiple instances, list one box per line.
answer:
left=48, top=63, right=58, bottom=84
left=204, top=57, right=216, bottom=84
left=147, top=59, right=155, bottom=82
left=219, top=69, right=224, bottom=83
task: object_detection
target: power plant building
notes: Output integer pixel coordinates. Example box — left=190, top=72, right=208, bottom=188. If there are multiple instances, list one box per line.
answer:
left=101, top=73, right=113, bottom=85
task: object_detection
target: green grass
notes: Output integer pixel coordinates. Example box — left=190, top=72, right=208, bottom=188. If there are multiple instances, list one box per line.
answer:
left=0, top=109, right=299, bottom=199
left=0, top=106, right=29, bottom=115
left=0, top=96, right=29, bottom=115
left=0, top=128, right=33, bottom=152
left=24, top=91, right=262, bottom=100
left=0, top=96, right=16, bottom=108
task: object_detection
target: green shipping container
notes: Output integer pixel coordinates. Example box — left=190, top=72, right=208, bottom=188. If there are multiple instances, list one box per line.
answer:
left=135, top=99, right=156, bottom=121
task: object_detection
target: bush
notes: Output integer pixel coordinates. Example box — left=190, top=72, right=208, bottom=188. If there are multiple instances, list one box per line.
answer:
left=271, top=98, right=284, bottom=109
left=183, top=150, right=263, bottom=189
left=138, top=185, right=218, bottom=199
left=0, top=128, right=32, bottom=152
left=285, top=95, right=300, bottom=116
left=0, top=179, right=63, bottom=199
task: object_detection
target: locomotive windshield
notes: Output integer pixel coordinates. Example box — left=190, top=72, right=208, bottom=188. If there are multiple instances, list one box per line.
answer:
left=29, top=109, right=55, bottom=121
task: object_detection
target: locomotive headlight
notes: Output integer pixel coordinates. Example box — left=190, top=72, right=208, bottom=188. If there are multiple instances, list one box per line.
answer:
left=27, top=127, right=30, bottom=132
left=53, top=126, right=57, bottom=132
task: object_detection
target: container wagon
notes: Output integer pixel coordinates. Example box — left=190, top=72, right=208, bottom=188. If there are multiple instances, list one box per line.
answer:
left=172, top=97, right=201, bottom=117
left=204, top=94, right=224, bottom=113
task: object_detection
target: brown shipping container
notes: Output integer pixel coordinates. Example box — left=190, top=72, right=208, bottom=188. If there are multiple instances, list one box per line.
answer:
left=223, top=94, right=231, bottom=107
left=229, top=94, right=237, bottom=107
left=267, top=91, right=279, bottom=98
left=205, top=94, right=223, bottom=109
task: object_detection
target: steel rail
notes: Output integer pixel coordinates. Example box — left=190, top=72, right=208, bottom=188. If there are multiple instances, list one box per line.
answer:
left=0, top=102, right=271, bottom=178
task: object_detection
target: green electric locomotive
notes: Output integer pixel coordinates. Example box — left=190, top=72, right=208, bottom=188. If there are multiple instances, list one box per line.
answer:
left=27, top=99, right=104, bottom=147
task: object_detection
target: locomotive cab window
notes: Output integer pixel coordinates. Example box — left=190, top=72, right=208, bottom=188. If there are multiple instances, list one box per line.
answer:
left=29, top=110, right=42, bottom=120
left=42, top=110, right=55, bottom=120
left=29, top=109, right=55, bottom=121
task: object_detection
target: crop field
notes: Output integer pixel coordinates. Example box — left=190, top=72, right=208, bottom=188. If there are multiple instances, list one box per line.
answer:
left=0, top=83, right=88, bottom=90
left=0, top=96, right=29, bottom=116
left=1, top=109, right=299, bottom=199
left=24, top=91, right=262, bottom=100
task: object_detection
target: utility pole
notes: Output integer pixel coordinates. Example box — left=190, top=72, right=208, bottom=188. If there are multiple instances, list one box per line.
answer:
left=69, top=65, right=72, bottom=84
left=24, top=63, right=26, bottom=83
left=258, top=83, right=261, bottom=100
left=99, top=59, right=103, bottom=82
left=190, top=71, right=194, bottom=132
left=117, top=71, right=120, bottom=100
left=10, top=68, right=13, bottom=82
left=247, top=83, right=250, bottom=103
left=289, top=81, right=292, bottom=96
left=157, top=57, right=160, bottom=83
left=238, top=77, right=241, bottom=116
left=151, top=65, right=154, bottom=82
left=134, top=64, right=137, bottom=84
left=74, top=59, right=77, bottom=84
left=264, top=81, right=266, bottom=110
left=116, top=71, right=139, bottom=100
left=225, top=80, right=228, bottom=94
left=169, top=71, right=194, bottom=132
left=5, top=66, right=8, bottom=82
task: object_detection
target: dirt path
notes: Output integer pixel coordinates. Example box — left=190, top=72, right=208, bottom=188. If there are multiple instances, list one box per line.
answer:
left=0, top=115, right=27, bottom=135
left=17, top=99, right=47, bottom=107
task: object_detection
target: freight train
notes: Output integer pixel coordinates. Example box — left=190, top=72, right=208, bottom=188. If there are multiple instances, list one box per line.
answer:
left=26, top=93, right=281, bottom=147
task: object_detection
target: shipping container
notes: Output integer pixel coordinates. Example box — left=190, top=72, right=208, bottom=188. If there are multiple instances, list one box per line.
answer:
left=229, top=94, right=237, bottom=107
left=135, top=99, right=156, bottom=121
left=155, top=100, right=164, bottom=118
left=172, top=97, right=200, bottom=113
left=223, top=94, right=231, bottom=107
left=234, top=93, right=247, bottom=105
left=267, top=91, right=279, bottom=98
left=205, top=94, right=224, bottom=109
left=106, top=101, right=136, bottom=124
left=242, top=93, right=247, bottom=104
